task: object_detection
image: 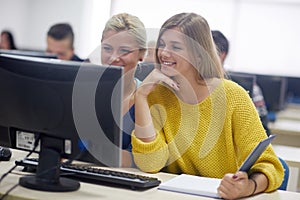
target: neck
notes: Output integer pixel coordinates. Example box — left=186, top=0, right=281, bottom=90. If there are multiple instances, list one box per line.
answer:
left=123, top=75, right=136, bottom=98
left=122, top=74, right=136, bottom=116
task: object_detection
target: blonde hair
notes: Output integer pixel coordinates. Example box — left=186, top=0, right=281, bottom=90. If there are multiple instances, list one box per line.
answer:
left=101, top=13, right=147, bottom=53
left=157, top=13, right=224, bottom=80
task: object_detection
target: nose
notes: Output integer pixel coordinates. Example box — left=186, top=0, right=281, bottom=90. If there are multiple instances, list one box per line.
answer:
left=160, top=46, right=171, bottom=58
left=108, top=51, right=121, bottom=64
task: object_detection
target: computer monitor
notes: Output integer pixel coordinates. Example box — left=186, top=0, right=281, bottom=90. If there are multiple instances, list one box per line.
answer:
left=0, top=49, right=57, bottom=59
left=287, top=77, right=300, bottom=103
left=0, top=54, right=123, bottom=191
left=227, top=71, right=256, bottom=98
left=256, top=75, right=288, bottom=111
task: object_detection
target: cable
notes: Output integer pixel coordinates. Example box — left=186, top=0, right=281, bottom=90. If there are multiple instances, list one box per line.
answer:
left=0, top=183, right=19, bottom=200
left=62, top=149, right=87, bottom=165
left=0, top=133, right=85, bottom=199
left=0, top=133, right=40, bottom=184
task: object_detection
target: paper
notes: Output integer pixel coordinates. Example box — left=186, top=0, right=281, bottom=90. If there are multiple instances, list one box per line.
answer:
left=158, top=174, right=222, bottom=198
left=158, top=135, right=276, bottom=198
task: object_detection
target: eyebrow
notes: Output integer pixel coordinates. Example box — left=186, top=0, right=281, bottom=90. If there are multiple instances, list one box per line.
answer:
left=101, top=43, right=136, bottom=50
left=160, top=38, right=183, bottom=45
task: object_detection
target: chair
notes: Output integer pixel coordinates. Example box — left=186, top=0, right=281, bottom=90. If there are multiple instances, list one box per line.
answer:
left=134, top=62, right=155, bottom=81
left=278, top=157, right=289, bottom=190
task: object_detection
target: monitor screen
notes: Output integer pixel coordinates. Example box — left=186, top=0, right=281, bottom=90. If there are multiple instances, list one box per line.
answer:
left=0, top=49, right=57, bottom=59
left=256, top=75, right=288, bottom=111
left=287, top=77, right=300, bottom=103
left=0, top=54, right=123, bottom=191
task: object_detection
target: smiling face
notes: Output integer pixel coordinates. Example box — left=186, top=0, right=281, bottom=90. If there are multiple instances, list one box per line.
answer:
left=157, top=28, right=196, bottom=78
left=101, top=30, right=142, bottom=75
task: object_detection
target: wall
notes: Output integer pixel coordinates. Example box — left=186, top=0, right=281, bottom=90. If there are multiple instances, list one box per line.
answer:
left=0, top=0, right=111, bottom=58
left=0, top=0, right=30, bottom=48
left=111, top=0, right=300, bottom=77
left=1, top=0, right=300, bottom=76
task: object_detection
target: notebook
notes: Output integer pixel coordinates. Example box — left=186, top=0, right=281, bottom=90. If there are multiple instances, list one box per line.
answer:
left=158, top=174, right=222, bottom=198
left=158, top=135, right=276, bottom=198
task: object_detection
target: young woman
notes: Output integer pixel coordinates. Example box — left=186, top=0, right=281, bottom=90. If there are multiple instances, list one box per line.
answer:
left=132, top=13, right=284, bottom=199
left=100, top=13, right=147, bottom=167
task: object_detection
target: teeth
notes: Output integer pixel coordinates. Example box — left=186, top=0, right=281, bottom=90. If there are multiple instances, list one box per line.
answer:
left=163, top=61, right=174, bottom=65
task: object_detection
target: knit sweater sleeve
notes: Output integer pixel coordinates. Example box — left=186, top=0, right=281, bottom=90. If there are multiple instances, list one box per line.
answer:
left=229, top=82, right=284, bottom=192
left=132, top=86, right=171, bottom=173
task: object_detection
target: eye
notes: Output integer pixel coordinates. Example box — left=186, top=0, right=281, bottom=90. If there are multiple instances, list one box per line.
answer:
left=119, top=48, right=131, bottom=55
left=157, top=40, right=165, bottom=49
left=172, top=45, right=182, bottom=51
left=102, top=45, right=112, bottom=53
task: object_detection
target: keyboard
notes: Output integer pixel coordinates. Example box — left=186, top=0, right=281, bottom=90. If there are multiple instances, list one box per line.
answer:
left=15, top=158, right=161, bottom=190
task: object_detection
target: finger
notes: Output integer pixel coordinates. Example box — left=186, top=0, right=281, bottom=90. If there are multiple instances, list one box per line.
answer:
left=232, top=171, right=248, bottom=181
left=218, top=183, right=234, bottom=200
left=148, top=69, right=180, bottom=91
left=164, top=79, right=180, bottom=91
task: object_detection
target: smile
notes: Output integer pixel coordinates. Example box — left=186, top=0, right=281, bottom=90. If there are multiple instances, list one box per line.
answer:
left=161, top=61, right=176, bottom=66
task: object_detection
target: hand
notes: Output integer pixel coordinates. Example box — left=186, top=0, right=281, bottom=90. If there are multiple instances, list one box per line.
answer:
left=136, top=68, right=179, bottom=98
left=217, top=171, right=255, bottom=200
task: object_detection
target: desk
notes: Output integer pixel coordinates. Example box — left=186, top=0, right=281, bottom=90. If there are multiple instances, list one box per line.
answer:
left=1, top=150, right=300, bottom=200
left=276, top=103, right=300, bottom=121
left=268, top=119, right=300, bottom=147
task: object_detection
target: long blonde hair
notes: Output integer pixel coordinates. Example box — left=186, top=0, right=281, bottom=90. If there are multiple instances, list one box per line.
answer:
left=157, top=13, right=224, bottom=81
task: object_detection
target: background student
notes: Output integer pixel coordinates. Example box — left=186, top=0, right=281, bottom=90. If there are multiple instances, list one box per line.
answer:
left=0, top=30, right=17, bottom=50
left=132, top=12, right=284, bottom=199
left=46, top=23, right=83, bottom=61
left=211, top=30, right=270, bottom=135
left=100, top=13, right=147, bottom=167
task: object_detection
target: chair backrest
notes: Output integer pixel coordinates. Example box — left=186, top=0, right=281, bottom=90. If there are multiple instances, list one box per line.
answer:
left=134, top=62, right=155, bottom=81
left=278, top=157, right=289, bottom=190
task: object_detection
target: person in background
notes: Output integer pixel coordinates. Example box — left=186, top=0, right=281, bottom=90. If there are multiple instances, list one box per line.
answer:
left=132, top=12, right=283, bottom=199
left=46, top=23, right=83, bottom=61
left=0, top=30, right=17, bottom=50
left=211, top=30, right=270, bottom=135
left=100, top=13, right=147, bottom=167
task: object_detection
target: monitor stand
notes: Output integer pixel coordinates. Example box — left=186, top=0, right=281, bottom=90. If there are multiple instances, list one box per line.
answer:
left=19, top=136, right=80, bottom=192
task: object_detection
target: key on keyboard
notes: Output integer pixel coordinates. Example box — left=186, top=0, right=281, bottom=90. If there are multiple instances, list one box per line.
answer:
left=15, top=157, right=161, bottom=190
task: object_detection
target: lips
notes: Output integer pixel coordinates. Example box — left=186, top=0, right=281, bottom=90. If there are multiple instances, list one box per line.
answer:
left=161, top=61, right=176, bottom=67
left=110, top=61, right=124, bottom=66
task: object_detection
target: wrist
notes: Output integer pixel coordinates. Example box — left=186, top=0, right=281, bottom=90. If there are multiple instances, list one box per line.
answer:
left=135, top=88, right=149, bottom=100
left=249, top=178, right=257, bottom=196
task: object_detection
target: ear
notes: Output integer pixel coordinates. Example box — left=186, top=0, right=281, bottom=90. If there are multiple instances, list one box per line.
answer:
left=138, top=49, right=146, bottom=61
left=219, top=52, right=227, bottom=64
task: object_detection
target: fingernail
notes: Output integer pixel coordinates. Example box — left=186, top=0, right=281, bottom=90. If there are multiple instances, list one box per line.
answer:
left=232, top=174, right=238, bottom=179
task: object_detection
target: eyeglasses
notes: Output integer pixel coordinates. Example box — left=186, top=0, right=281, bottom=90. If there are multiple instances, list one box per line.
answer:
left=101, top=45, right=137, bottom=57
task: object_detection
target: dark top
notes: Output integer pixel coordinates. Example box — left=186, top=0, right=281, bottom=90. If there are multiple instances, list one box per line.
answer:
left=71, top=54, right=84, bottom=62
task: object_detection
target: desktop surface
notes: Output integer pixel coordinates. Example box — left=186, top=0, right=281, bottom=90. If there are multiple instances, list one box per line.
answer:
left=1, top=149, right=300, bottom=200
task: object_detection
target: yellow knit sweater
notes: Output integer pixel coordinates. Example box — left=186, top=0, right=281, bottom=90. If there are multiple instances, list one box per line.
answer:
left=132, top=79, right=284, bottom=192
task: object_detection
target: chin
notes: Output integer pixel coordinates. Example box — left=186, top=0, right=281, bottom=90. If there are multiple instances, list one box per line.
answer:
left=161, top=66, right=178, bottom=77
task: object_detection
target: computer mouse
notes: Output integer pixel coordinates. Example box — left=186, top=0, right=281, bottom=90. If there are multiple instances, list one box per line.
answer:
left=0, top=146, right=12, bottom=161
